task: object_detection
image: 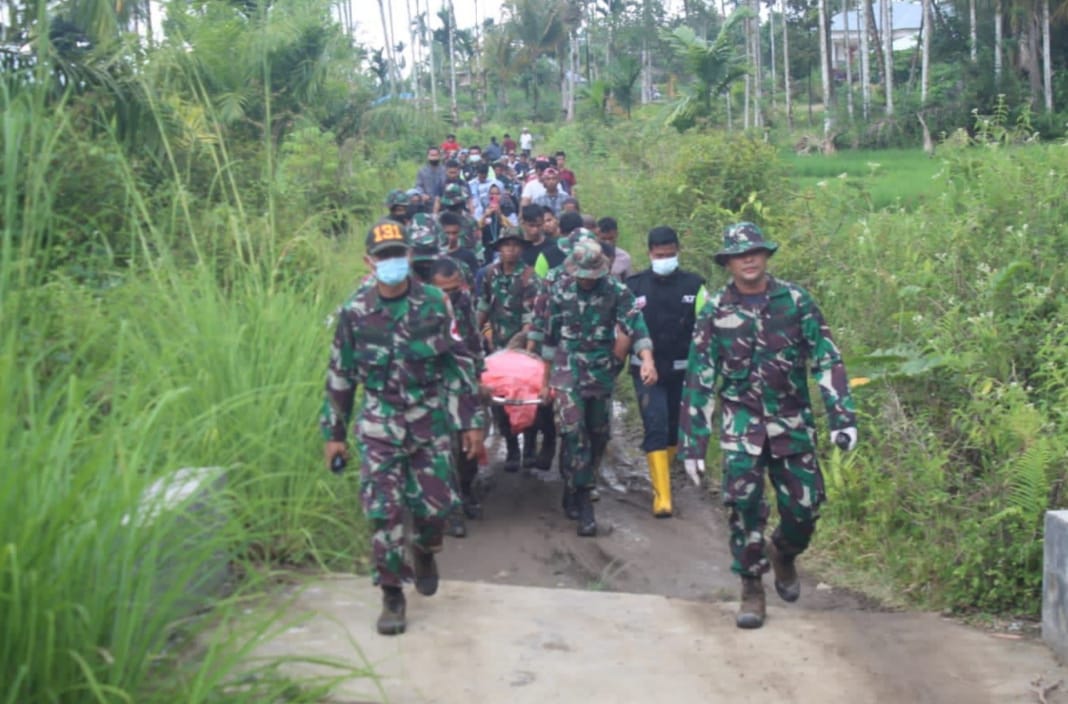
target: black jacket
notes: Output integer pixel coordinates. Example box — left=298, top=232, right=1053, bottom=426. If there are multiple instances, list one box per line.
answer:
left=626, top=267, right=705, bottom=381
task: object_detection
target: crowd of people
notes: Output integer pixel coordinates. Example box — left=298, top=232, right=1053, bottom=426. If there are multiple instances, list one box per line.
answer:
left=320, top=132, right=859, bottom=637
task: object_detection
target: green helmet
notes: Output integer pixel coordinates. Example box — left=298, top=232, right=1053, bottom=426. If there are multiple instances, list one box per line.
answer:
left=386, top=189, right=410, bottom=208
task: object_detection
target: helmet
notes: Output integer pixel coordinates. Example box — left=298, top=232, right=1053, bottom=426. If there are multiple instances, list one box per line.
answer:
left=386, top=189, right=409, bottom=208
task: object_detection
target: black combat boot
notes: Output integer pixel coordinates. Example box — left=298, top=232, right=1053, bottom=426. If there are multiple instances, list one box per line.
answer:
left=575, top=488, right=597, bottom=537
left=412, top=548, right=439, bottom=596
left=447, top=508, right=467, bottom=538
left=461, top=494, right=482, bottom=520
left=376, top=586, right=407, bottom=635
left=561, top=486, right=580, bottom=520
left=504, top=435, right=521, bottom=472
left=534, top=436, right=556, bottom=471
left=522, top=428, right=538, bottom=469
left=736, top=576, right=766, bottom=629
left=766, top=540, right=801, bottom=602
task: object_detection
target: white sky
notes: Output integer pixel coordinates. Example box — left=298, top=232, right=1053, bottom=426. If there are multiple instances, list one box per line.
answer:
left=354, top=0, right=506, bottom=51
left=354, top=0, right=689, bottom=52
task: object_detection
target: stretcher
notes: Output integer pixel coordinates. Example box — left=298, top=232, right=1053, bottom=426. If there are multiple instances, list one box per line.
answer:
left=480, top=349, right=549, bottom=434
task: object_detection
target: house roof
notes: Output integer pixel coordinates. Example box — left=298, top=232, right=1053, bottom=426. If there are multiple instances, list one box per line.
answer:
left=830, top=2, right=928, bottom=33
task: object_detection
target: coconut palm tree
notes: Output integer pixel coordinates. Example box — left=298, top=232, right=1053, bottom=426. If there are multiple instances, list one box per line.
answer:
left=503, top=0, right=567, bottom=115
left=662, top=9, right=750, bottom=132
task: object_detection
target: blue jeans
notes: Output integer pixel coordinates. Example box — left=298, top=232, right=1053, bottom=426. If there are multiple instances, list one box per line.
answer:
left=631, top=370, right=685, bottom=453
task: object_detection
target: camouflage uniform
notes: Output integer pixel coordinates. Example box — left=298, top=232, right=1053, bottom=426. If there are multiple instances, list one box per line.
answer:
left=477, top=246, right=538, bottom=350
left=679, top=223, right=856, bottom=578
left=439, top=183, right=483, bottom=262
left=520, top=231, right=593, bottom=472
left=478, top=229, right=538, bottom=466
left=408, top=219, right=483, bottom=530
left=534, top=239, right=653, bottom=491
left=321, top=221, right=486, bottom=587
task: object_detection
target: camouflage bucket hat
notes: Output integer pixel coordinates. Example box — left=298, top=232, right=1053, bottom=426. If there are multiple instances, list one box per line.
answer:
left=440, top=183, right=466, bottom=207
left=365, top=218, right=410, bottom=255
left=558, top=227, right=597, bottom=257
left=385, top=189, right=409, bottom=207
left=407, top=222, right=441, bottom=262
left=714, top=221, right=778, bottom=266
left=567, top=237, right=609, bottom=279
left=491, top=226, right=529, bottom=250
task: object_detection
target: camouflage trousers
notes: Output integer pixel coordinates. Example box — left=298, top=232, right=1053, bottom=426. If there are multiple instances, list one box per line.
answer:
left=722, top=444, right=826, bottom=577
left=359, top=433, right=458, bottom=587
left=557, top=394, right=611, bottom=490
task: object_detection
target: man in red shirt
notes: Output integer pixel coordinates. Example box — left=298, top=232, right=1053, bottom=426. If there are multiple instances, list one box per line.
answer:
left=555, top=151, right=576, bottom=197
left=440, top=133, right=460, bottom=155
left=502, top=133, right=517, bottom=154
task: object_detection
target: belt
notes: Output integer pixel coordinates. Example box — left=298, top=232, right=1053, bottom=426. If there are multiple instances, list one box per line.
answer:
left=631, top=355, right=687, bottom=370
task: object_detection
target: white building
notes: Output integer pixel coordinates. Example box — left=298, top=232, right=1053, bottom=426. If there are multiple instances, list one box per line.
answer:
left=829, top=2, right=935, bottom=67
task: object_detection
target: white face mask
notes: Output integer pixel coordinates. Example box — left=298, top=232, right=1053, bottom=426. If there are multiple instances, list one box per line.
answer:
left=651, top=256, right=679, bottom=276
left=468, top=154, right=482, bottom=163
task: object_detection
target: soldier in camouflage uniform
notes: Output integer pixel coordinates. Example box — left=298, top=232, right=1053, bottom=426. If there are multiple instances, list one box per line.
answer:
left=533, top=238, right=657, bottom=536
left=477, top=227, right=538, bottom=471
left=439, top=183, right=483, bottom=263
left=322, top=217, right=486, bottom=636
left=408, top=221, right=483, bottom=538
left=431, top=257, right=486, bottom=538
left=678, top=222, right=858, bottom=630
left=386, top=189, right=412, bottom=226
left=523, top=228, right=598, bottom=472
left=408, top=218, right=443, bottom=283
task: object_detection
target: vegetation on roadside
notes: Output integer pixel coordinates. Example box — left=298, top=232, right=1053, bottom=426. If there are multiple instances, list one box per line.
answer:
left=571, top=115, right=1067, bottom=617
left=5, top=0, right=1068, bottom=698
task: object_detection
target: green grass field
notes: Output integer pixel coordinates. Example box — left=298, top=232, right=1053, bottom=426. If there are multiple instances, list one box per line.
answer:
left=782, top=148, right=945, bottom=211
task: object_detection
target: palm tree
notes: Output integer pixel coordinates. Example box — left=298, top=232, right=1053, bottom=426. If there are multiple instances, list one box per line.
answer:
left=377, top=0, right=393, bottom=97
left=994, top=0, right=1003, bottom=84
left=881, top=0, right=893, bottom=115
left=1042, top=0, right=1052, bottom=111
left=920, top=0, right=930, bottom=104
left=662, top=9, right=750, bottom=132
left=504, top=0, right=567, bottom=115
left=443, top=0, right=457, bottom=123
left=860, top=0, right=870, bottom=118
left=817, top=0, right=832, bottom=144
left=782, top=0, right=792, bottom=127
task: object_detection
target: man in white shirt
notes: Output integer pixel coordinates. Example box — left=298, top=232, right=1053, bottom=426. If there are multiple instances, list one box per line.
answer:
left=519, top=127, right=533, bottom=156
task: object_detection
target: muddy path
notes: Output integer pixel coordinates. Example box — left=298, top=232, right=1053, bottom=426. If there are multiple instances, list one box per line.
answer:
left=445, top=402, right=868, bottom=611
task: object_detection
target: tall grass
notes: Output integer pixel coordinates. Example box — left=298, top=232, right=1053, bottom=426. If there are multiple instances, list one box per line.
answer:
left=1, top=57, right=373, bottom=704
left=783, top=148, right=945, bottom=211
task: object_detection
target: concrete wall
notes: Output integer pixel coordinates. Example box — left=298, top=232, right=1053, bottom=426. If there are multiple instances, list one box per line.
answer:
left=1043, top=510, right=1068, bottom=662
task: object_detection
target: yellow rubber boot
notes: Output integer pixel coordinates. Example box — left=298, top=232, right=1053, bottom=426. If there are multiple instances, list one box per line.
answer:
left=647, top=450, right=673, bottom=518
left=667, top=445, right=678, bottom=466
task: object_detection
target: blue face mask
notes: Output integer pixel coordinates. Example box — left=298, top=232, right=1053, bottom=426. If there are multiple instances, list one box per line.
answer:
left=375, top=256, right=410, bottom=285
left=651, top=256, right=679, bottom=276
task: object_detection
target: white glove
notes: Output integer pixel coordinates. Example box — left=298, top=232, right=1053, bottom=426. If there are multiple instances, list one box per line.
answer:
left=683, top=459, right=705, bottom=487
left=831, top=427, right=858, bottom=452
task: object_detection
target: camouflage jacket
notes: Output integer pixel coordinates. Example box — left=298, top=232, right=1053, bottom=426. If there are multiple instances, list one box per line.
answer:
left=525, top=265, right=565, bottom=349
left=447, top=286, right=484, bottom=375
left=437, top=212, right=483, bottom=263
left=679, top=276, right=856, bottom=460
left=535, top=275, right=652, bottom=398
left=321, top=279, right=486, bottom=444
left=477, top=261, right=538, bottom=348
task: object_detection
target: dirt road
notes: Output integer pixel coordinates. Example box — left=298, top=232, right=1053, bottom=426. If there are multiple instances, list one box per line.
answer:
left=428, top=412, right=1068, bottom=703
left=247, top=410, right=1068, bottom=703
